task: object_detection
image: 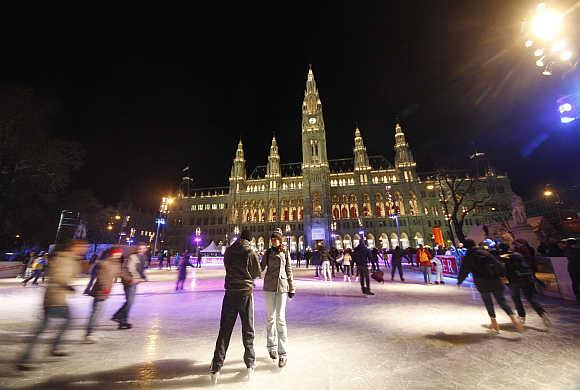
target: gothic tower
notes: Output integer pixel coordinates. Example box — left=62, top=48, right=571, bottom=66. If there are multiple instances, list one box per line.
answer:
left=301, top=66, right=331, bottom=246
left=228, top=139, right=246, bottom=224
left=393, top=123, right=417, bottom=182
left=266, top=136, right=281, bottom=179
left=353, top=126, right=371, bottom=179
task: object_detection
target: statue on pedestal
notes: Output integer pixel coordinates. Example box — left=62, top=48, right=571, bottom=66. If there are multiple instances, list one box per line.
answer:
left=511, top=194, right=527, bottom=226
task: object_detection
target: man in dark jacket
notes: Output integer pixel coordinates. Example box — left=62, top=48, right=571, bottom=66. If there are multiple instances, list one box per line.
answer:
left=563, top=239, right=580, bottom=303
left=391, top=246, right=407, bottom=282
left=210, top=229, right=261, bottom=384
left=370, top=247, right=381, bottom=272
left=353, top=241, right=374, bottom=295
left=458, top=240, right=523, bottom=333
left=497, top=243, right=551, bottom=327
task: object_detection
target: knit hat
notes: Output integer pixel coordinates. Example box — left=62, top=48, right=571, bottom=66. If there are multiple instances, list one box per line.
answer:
left=271, top=228, right=283, bottom=241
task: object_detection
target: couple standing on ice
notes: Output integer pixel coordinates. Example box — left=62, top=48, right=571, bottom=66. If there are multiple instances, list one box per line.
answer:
left=209, top=228, right=295, bottom=384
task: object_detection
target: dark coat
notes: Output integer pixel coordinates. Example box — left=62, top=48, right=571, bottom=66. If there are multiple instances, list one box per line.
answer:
left=458, top=248, right=504, bottom=293
left=223, top=239, right=261, bottom=295
left=352, top=243, right=372, bottom=267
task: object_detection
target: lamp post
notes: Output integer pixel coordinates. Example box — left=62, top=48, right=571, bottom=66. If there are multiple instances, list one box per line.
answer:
left=330, top=221, right=337, bottom=249
left=285, top=224, right=291, bottom=257
left=153, top=217, right=166, bottom=256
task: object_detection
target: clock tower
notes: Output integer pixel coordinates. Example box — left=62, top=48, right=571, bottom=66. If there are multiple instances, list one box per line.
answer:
left=301, top=66, right=331, bottom=247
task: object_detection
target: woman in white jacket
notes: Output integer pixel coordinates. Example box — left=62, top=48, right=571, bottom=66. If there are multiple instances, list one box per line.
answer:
left=260, top=229, right=295, bottom=368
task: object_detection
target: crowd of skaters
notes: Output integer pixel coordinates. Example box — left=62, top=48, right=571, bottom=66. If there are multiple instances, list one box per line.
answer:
left=12, top=229, right=580, bottom=385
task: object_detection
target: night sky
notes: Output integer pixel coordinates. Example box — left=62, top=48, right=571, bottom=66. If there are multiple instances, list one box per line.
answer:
left=3, top=1, right=580, bottom=209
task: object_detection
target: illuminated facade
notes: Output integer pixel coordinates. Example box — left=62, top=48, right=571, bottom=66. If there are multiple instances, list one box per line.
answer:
left=165, top=68, right=513, bottom=253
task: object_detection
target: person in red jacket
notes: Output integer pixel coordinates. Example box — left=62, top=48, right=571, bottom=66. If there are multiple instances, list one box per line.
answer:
left=416, top=245, right=433, bottom=284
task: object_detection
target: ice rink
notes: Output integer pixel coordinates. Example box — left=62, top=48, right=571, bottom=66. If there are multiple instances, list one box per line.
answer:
left=1, top=267, right=579, bottom=389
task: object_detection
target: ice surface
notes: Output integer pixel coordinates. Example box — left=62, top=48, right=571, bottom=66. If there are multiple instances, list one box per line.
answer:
left=0, top=267, right=579, bottom=389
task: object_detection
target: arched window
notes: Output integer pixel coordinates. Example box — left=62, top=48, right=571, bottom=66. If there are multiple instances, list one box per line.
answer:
left=380, top=233, right=389, bottom=250
left=408, top=191, right=419, bottom=216
left=400, top=232, right=409, bottom=249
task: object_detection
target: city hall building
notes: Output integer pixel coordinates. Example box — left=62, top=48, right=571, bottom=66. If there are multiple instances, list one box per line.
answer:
left=164, top=68, right=513, bottom=253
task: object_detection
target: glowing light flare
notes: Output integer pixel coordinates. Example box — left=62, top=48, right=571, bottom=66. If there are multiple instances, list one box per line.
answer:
left=560, top=50, right=572, bottom=61
left=543, top=190, right=554, bottom=197
left=561, top=116, right=576, bottom=124
left=559, top=103, right=572, bottom=114
left=525, top=39, right=534, bottom=48
left=552, top=40, right=565, bottom=52
left=536, top=58, right=545, bottom=67
left=531, top=8, right=563, bottom=41
left=534, top=48, right=544, bottom=57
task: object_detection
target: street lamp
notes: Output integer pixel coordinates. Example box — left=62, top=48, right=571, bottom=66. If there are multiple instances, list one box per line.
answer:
left=153, top=217, right=166, bottom=256
left=285, top=224, right=291, bottom=254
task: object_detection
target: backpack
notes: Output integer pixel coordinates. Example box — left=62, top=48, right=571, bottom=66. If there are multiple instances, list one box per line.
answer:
left=477, top=253, right=505, bottom=279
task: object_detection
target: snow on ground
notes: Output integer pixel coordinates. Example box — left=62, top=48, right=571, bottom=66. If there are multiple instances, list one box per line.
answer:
left=0, top=267, right=579, bottom=389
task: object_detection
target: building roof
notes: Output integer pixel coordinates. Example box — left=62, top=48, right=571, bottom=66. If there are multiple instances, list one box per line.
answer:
left=247, top=156, right=394, bottom=178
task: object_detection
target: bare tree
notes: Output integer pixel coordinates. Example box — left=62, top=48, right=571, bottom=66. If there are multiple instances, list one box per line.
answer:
left=435, top=170, right=496, bottom=243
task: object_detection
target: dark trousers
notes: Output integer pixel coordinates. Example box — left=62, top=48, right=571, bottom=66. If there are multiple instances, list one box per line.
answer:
left=19, top=306, right=71, bottom=364
left=197, top=258, right=202, bottom=268
left=359, top=265, right=370, bottom=292
left=176, top=278, right=186, bottom=290
left=510, top=283, right=545, bottom=318
left=371, top=261, right=379, bottom=272
left=480, top=288, right=514, bottom=318
left=569, top=265, right=580, bottom=296
left=391, top=260, right=404, bottom=280
left=211, top=294, right=255, bottom=371
left=23, top=270, right=42, bottom=285
left=113, top=284, right=137, bottom=324
left=343, top=265, right=352, bottom=276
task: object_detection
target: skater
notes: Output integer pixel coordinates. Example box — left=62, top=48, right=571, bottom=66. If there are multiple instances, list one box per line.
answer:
left=112, top=243, right=147, bottom=329
left=176, top=251, right=193, bottom=291
left=416, top=244, right=433, bottom=284
left=17, top=240, right=88, bottom=370
left=317, top=241, right=332, bottom=281
left=209, top=229, right=261, bottom=384
left=563, top=238, right=580, bottom=303
left=371, top=247, right=381, bottom=272
left=432, top=255, right=444, bottom=285
left=261, top=229, right=295, bottom=368
left=22, top=252, right=46, bottom=286
left=353, top=240, right=374, bottom=295
left=85, top=247, right=122, bottom=342
left=157, top=250, right=166, bottom=270
left=311, top=243, right=322, bottom=278
left=296, top=250, right=302, bottom=268
left=342, top=248, right=353, bottom=281
left=498, top=243, right=551, bottom=327
left=305, top=247, right=312, bottom=269
left=84, top=251, right=102, bottom=294
left=457, top=240, right=523, bottom=333
left=391, top=246, right=406, bottom=282
left=196, top=247, right=202, bottom=268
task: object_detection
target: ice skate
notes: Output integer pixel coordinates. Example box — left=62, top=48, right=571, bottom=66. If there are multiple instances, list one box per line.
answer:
left=509, top=315, right=524, bottom=333
left=541, top=313, right=552, bottom=329
left=246, top=366, right=255, bottom=381
left=489, top=318, right=500, bottom=334
left=209, top=370, right=220, bottom=386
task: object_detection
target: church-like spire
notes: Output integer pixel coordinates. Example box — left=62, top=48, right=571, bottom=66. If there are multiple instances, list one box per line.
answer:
left=229, top=139, right=246, bottom=182
left=303, top=67, right=322, bottom=116
left=301, top=66, right=328, bottom=166
left=266, top=136, right=281, bottom=178
left=353, top=126, right=371, bottom=171
left=393, top=123, right=416, bottom=181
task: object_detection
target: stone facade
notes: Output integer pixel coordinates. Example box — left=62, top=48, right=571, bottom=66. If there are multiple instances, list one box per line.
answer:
left=164, top=67, right=513, bottom=253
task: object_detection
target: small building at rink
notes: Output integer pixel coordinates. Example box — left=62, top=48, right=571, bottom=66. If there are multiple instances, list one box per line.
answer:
left=164, top=68, right=513, bottom=254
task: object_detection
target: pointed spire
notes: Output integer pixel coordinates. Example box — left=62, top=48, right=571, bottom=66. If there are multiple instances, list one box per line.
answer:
left=395, top=122, right=404, bottom=135
left=353, top=126, right=370, bottom=171
left=266, top=135, right=281, bottom=178
left=269, top=135, right=279, bottom=157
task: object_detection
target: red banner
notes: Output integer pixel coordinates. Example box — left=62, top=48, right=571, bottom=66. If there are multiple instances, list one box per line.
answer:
left=432, top=227, right=445, bottom=247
